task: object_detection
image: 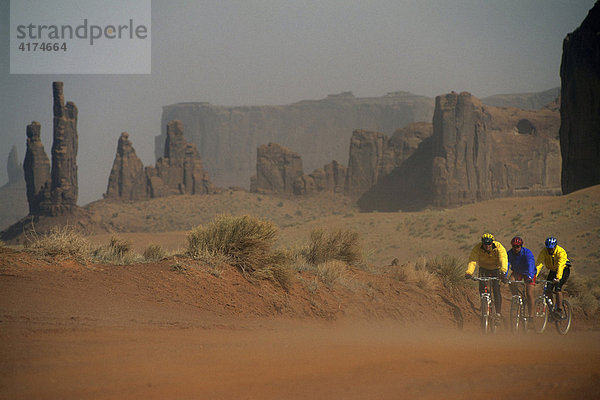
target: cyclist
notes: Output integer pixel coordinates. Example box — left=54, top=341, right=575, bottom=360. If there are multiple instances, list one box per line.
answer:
left=506, top=236, right=536, bottom=320
left=536, top=237, right=571, bottom=319
left=465, top=233, right=508, bottom=319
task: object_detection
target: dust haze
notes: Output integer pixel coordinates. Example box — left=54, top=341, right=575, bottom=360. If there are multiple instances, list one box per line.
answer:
left=0, top=1, right=594, bottom=204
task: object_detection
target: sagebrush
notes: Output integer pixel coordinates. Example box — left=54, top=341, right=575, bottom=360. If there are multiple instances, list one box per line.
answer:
left=305, top=228, right=362, bottom=266
left=28, top=225, right=90, bottom=260
left=425, top=255, right=468, bottom=289
left=91, top=236, right=140, bottom=265
left=143, top=243, right=168, bottom=262
left=186, top=214, right=278, bottom=273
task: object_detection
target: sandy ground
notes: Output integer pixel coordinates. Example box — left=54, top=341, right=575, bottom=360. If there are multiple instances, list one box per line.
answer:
left=2, top=323, right=600, bottom=400
left=1, top=249, right=600, bottom=399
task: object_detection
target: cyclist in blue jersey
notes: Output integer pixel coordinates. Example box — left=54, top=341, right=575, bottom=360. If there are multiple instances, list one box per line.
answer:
left=506, top=236, right=536, bottom=319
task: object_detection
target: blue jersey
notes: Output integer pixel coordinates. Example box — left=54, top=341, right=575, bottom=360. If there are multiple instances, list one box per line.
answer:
left=507, top=246, right=536, bottom=279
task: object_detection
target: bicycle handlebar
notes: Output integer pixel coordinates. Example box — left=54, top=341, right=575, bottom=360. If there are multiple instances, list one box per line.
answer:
left=536, top=279, right=558, bottom=285
left=470, top=276, right=499, bottom=282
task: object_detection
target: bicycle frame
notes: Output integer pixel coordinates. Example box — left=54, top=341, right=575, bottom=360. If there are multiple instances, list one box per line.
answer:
left=470, top=276, right=499, bottom=334
left=533, top=279, right=572, bottom=335
left=508, top=280, right=528, bottom=334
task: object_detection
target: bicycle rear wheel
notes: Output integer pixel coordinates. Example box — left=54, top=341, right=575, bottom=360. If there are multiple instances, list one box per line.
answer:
left=533, top=297, right=548, bottom=333
left=555, top=299, right=572, bottom=335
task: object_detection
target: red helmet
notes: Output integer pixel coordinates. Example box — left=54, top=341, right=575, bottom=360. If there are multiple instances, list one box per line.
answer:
left=511, top=236, right=523, bottom=246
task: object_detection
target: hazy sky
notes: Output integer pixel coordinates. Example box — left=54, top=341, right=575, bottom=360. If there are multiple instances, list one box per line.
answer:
left=0, top=0, right=595, bottom=204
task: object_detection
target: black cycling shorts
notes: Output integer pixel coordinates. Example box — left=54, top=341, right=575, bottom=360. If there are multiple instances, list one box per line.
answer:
left=547, top=266, right=571, bottom=291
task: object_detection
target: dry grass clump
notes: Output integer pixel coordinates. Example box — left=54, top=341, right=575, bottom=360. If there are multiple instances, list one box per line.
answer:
left=389, top=259, right=437, bottom=290
left=567, top=274, right=600, bottom=315
left=27, top=225, right=91, bottom=261
left=316, top=260, right=347, bottom=288
left=424, top=255, right=468, bottom=289
left=390, top=262, right=417, bottom=282
left=305, top=228, right=362, bottom=266
left=185, top=215, right=293, bottom=288
left=416, top=269, right=436, bottom=290
left=143, top=243, right=168, bottom=262
left=186, top=214, right=278, bottom=273
left=91, top=236, right=141, bottom=265
left=253, top=250, right=295, bottom=291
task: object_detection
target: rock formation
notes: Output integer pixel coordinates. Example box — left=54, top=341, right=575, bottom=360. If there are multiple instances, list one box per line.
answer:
left=559, top=2, right=600, bottom=194
left=105, top=132, right=147, bottom=200
left=159, top=92, right=435, bottom=189
left=345, top=124, right=432, bottom=200
left=250, top=143, right=304, bottom=194
left=44, top=81, right=79, bottom=214
left=105, top=121, right=215, bottom=200
left=148, top=120, right=214, bottom=197
left=23, top=82, right=79, bottom=216
left=0, top=146, right=28, bottom=229
left=353, top=123, right=434, bottom=211
left=293, top=160, right=347, bottom=195
left=23, top=121, right=51, bottom=214
left=7, top=146, right=23, bottom=184
left=431, top=92, right=561, bottom=207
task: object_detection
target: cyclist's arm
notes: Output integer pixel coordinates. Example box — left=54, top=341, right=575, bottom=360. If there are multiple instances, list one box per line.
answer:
left=535, top=250, right=546, bottom=277
left=496, top=242, right=508, bottom=274
left=555, top=246, right=568, bottom=280
left=466, top=246, right=479, bottom=275
left=525, top=248, right=536, bottom=279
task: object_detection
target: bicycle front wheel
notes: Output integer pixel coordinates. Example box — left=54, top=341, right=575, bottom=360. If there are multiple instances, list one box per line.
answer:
left=510, top=298, right=521, bottom=334
left=481, top=297, right=490, bottom=334
left=533, top=297, right=548, bottom=334
left=555, top=299, right=572, bottom=335
left=489, top=302, right=498, bottom=334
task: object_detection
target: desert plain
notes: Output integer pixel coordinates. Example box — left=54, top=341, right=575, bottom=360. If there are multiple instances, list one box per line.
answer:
left=2, top=185, right=600, bottom=399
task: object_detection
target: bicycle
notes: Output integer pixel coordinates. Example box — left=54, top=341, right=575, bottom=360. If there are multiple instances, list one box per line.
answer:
left=470, top=276, right=500, bottom=334
left=532, top=279, right=572, bottom=335
left=507, top=280, right=529, bottom=334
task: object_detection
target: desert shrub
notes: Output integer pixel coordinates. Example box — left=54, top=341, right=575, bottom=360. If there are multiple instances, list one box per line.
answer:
left=567, top=274, right=600, bottom=315
left=305, top=228, right=362, bottom=266
left=91, top=236, right=140, bottom=265
left=28, top=225, right=91, bottom=260
left=143, top=243, right=167, bottom=262
left=425, top=255, right=468, bottom=289
left=316, top=260, right=347, bottom=288
left=390, top=262, right=416, bottom=282
left=572, top=292, right=599, bottom=315
left=253, top=250, right=295, bottom=291
left=186, top=214, right=278, bottom=274
left=416, top=269, right=436, bottom=290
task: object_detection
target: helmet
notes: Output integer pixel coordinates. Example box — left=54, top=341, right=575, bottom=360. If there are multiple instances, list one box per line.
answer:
left=511, top=236, right=523, bottom=247
left=481, top=233, right=494, bottom=245
left=545, top=237, right=557, bottom=249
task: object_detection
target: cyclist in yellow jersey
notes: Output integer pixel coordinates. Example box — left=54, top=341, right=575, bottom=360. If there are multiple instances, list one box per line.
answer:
left=465, top=233, right=508, bottom=318
left=536, top=236, right=571, bottom=319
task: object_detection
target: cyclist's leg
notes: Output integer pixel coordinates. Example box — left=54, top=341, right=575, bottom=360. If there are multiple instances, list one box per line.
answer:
left=509, top=273, right=519, bottom=296
left=525, top=279, right=535, bottom=317
left=555, top=267, right=571, bottom=312
left=546, top=271, right=557, bottom=306
left=482, top=269, right=502, bottom=315
left=492, top=277, right=502, bottom=315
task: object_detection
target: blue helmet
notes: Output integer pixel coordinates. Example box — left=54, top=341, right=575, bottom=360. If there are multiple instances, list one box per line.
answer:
left=545, top=237, right=557, bottom=249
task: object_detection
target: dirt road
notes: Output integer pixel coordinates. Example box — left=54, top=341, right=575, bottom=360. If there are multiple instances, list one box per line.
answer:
left=2, top=322, right=599, bottom=400
left=1, top=248, right=599, bottom=399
